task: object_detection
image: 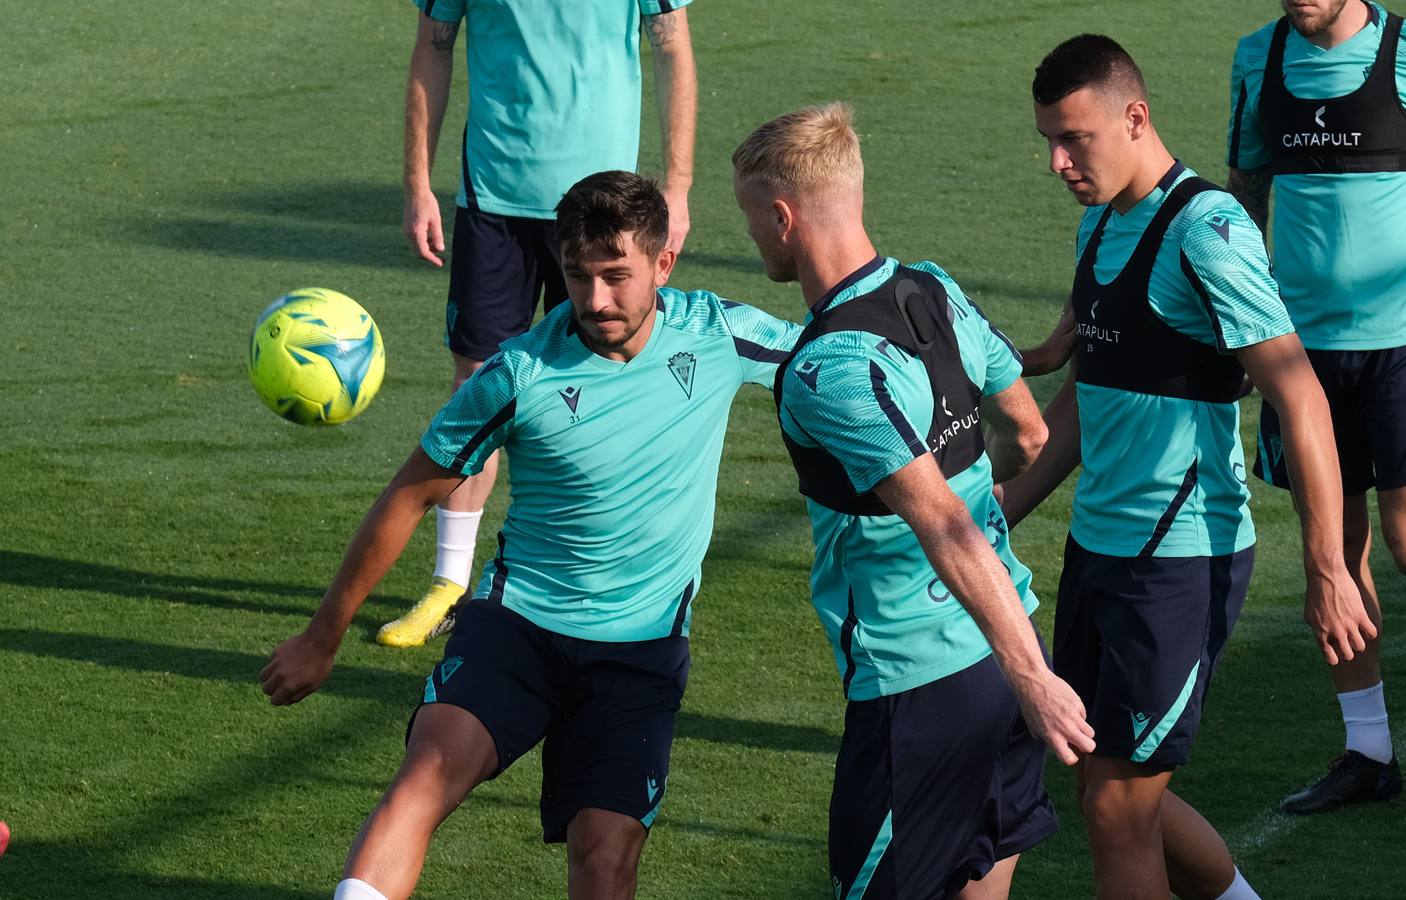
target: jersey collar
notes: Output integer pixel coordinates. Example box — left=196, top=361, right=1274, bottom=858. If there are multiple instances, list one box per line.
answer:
left=811, top=255, right=892, bottom=319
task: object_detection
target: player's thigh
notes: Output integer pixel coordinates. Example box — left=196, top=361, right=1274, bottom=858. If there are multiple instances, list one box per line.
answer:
left=395, top=703, right=499, bottom=805
left=444, top=203, right=545, bottom=362
left=1077, top=547, right=1252, bottom=766
left=1081, top=756, right=1175, bottom=832
left=411, top=600, right=563, bottom=779
left=1253, top=350, right=1374, bottom=493
left=830, top=654, right=1057, bottom=900
left=538, top=636, right=690, bottom=844
left=1363, top=346, right=1406, bottom=494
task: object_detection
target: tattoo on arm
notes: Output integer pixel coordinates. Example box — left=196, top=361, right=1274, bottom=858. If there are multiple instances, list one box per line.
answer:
left=644, top=10, right=680, bottom=48
left=430, top=18, right=460, bottom=52
left=1226, top=166, right=1273, bottom=237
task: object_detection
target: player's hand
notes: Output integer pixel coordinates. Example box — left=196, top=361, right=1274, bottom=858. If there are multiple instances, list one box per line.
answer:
left=1304, top=567, right=1376, bottom=666
left=1020, top=301, right=1076, bottom=377
left=1010, top=670, right=1096, bottom=766
left=662, top=187, right=690, bottom=255
left=403, top=187, right=445, bottom=267
left=259, top=629, right=338, bottom=706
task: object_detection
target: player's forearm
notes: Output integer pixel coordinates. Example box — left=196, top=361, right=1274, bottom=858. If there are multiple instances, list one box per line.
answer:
left=305, top=487, right=436, bottom=648
left=1274, top=389, right=1349, bottom=578
left=874, top=463, right=1048, bottom=686
left=403, top=50, right=455, bottom=194
left=1226, top=167, right=1272, bottom=240
left=986, top=416, right=1047, bottom=484
left=647, top=11, right=696, bottom=195
left=998, top=376, right=1080, bottom=527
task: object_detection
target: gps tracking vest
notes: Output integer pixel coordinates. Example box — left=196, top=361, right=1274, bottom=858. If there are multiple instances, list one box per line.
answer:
left=1260, top=11, right=1406, bottom=175
left=774, top=266, right=985, bottom=516
left=1072, top=175, right=1245, bottom=403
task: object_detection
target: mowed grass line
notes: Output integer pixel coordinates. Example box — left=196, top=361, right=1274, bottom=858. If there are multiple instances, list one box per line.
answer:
left=2, top=0, right=1403, bottom=896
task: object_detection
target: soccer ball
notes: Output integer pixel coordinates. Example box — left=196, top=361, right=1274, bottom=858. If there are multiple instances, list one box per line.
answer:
left=248, top=288, right=386, bottom=425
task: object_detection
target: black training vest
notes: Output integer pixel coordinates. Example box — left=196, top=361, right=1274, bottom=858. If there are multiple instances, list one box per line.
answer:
left=1072, top=177, right=1245, bottom=403
left=773, top=266, right=985, bottom=516
left=1260, top=10, right=1406, bottom=174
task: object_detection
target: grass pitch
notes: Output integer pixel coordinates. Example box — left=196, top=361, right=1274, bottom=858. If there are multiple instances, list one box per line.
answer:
left=2, top=1, right=1403, bottom=896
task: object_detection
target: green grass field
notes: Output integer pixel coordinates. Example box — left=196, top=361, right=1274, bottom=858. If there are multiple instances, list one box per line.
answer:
left=2, top=0, right=1403, bottom=896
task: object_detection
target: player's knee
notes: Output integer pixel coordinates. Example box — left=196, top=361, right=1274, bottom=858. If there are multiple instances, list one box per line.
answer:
left=1080, top=780, right=1157, bottom=844
left=451, top=353, right=484, bottom=391
left=1379, top=519, right=1406, bottom=575
left=1343, top=513, right=1373, bottom=563
left=567, top=839, right=640, bottom=893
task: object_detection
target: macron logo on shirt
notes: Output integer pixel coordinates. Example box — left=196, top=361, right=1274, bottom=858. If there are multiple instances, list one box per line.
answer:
left=558, top=386, right=582, bottom=414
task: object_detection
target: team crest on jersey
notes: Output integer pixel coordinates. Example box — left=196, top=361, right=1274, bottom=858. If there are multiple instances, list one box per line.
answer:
left=796, top=360, right=822, bottom=392
left=668, top=352, right=697, bottom=399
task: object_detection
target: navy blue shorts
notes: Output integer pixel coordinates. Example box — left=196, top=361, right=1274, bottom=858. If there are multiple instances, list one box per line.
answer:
left=1254, top=345, right=1406, bottom=493
left=411, top=599, right=689, bottom=843
left=444, top=200, right=568, bottom=361
left=1053, top=536, right=1252, bottom=767
left=828, top=649, right=1059, bottom=900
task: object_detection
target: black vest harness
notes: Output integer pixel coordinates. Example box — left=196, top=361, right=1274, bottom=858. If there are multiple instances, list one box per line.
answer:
left=1072, top=176, right=1245, bottom=403
left=774, top=265, right=985, bottom=516
left=1260, top=10, right=1406, bottom=175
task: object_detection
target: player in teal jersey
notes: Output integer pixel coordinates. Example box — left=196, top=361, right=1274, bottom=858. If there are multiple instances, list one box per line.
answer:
left=733, top=103, right=1094, bottom=900
left=1227, top=0, right=1406, bottom=814
left=385, top=0, right=698, bottom=648
left=259, top=172, right=800, bottom=900
left=1002, top=36, right=1376, bottom=900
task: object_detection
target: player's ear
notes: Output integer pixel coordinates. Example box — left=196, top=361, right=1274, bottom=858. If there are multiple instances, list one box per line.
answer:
left=1126, top=99, right=1150, bottom=141
left=654, top=246, right=677, bottom=287
left=773, top=198, right=797, bottom=240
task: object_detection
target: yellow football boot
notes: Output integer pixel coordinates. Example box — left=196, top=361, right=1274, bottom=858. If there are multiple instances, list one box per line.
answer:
left=376, top=577, right=466, bottom=648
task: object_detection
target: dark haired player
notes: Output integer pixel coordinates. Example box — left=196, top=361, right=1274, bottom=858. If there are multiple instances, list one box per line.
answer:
left=1227, top=0, right=1406, bottom=814
left=259, top=171, right=799, bottom=900
left=1002, top=35, right=1375, bottom=900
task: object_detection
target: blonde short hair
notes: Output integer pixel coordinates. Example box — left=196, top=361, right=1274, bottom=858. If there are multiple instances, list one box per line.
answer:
left=732, top=102, right=863, bottom=194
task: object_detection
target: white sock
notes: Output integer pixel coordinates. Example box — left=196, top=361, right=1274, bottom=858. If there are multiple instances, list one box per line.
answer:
left=1215, top=868, right=1260, bottom=900
left=433, top=507, right=482, bottom=587
left=333, top=878, right=388, bottom=900
left=1339, top=682, right=1393, bottom=764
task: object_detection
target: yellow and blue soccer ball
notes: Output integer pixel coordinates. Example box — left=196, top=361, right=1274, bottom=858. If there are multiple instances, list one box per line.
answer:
left=248, top=288, right=386, bottom=425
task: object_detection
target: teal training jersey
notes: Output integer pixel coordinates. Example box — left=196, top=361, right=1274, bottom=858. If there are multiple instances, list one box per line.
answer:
left=1072, top=166, right=1296, bottom=558
left=1228, top=2, right=1406, bottom=350
left=413, top=0, right=690, bottom=218
left=421, top=288, right=800, bottom=641
left=778, top=257, right=1037, bottom=701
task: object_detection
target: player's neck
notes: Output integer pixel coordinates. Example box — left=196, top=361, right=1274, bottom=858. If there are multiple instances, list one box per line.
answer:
left=1301, top=0, right=1372, bottom=50
left=797, top=232, right=880, bottom=309
left=1110, top=143, right=1177, bottom=215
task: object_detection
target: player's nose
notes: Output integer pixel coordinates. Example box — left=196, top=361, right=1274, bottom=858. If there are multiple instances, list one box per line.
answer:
left=1048, top=144, right=1073, bottom=175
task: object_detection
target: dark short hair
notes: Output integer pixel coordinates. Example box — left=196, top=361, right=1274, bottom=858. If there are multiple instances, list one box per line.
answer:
left=1032, top=34, right=1147, bottom=106
left=555, top=171, right=669, bottom=264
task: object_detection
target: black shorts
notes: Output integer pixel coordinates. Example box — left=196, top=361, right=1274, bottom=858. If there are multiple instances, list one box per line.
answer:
left=1253, top=345, right=1406, bottom=493
left=444, top=199, right=568, bottom=361
left=828, top=650, right=1059, bottom=900
left=1053, top=536, right=1253, bottom=767
left=411, top=599, right=689, bottom=842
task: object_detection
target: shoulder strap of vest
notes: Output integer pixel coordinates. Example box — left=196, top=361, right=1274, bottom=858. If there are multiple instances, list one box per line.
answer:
left=1120, top=176, right=1218, bottom=274
left=1266, top=16, right=1293, bottom=90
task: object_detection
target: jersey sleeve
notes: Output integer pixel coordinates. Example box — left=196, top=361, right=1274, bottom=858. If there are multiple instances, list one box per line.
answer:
left=420, top=351, right=520, bottom=476
left=1228, top=31, right=1273, bottom=170
left=720, top=299, right=803, bottom=387
left=1177, top=200, right=1295, bottom=350
left=639, top=0, right=693, bottom=14
left=781, top=337, right=936, bottom=495
left=412, top=0, right=465, bottom=23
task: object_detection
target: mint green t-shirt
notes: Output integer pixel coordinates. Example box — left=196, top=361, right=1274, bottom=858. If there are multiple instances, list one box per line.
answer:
left=414, top=0, right=691, bottom=218
left=1228, top=2, right=1406, bottom=350
left=778, top=257, right=1037, bottom=701
left=1071, top=167, right=1296, bottom=558
left=421, top=288, right=800, bottom=641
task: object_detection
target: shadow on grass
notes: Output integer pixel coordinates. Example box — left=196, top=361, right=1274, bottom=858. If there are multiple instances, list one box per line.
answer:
left=0, top=550, right=406, bottom=619
left=0, top=841, right=325, bottom=900
left=2, top=627, right=841, bottom=753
